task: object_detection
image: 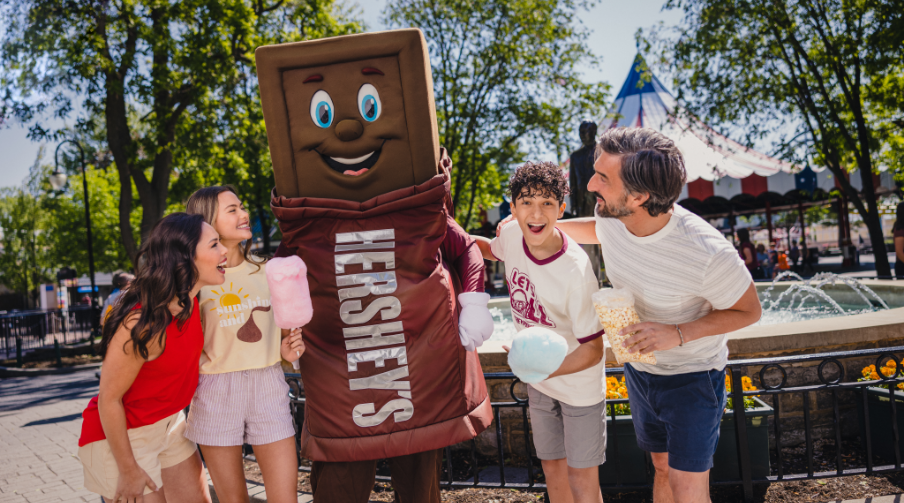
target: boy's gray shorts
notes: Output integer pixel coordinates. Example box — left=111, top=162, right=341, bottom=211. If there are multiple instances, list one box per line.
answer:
left=527, top=385, right=607, bottom=469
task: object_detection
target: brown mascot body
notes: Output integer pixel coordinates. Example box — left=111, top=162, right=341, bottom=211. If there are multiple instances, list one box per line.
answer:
left=256, top=29, right=493, bottom=502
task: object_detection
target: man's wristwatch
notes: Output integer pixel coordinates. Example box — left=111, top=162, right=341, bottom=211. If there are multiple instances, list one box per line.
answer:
left=675, top=324, right=685, bottom=347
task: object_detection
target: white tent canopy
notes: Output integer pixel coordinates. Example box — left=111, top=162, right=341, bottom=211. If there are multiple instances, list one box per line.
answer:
left=599, top=55, right=802, bottom=183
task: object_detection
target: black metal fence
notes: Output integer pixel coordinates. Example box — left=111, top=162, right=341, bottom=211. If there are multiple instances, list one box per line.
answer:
left=0, top=306, right=96, bottom=362
left=278, top=345, right=904, bottom=501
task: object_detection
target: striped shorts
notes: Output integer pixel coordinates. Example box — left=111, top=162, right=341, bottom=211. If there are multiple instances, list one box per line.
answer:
left=185, top=363, right=296, bottom=447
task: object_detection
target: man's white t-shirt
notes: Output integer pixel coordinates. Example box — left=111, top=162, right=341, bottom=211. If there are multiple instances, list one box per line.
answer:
left=595, top=204, right=752, bottom=376
left=491, top=223, right=606, bottom=406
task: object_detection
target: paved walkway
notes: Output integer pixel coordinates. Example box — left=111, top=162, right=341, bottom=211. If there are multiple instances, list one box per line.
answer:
left=0, top=370, right=338, bottom=503
left=0, top=370, right=100, bottom=503
left=11, top=369, right=889, bottom=503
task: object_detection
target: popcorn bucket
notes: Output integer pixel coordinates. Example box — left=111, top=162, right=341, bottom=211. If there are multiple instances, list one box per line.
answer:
left=592, top=288, right=657, bottom=365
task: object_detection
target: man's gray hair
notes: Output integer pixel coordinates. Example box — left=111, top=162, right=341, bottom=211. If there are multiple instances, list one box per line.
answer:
left=596, top=127, right=687, bottom=217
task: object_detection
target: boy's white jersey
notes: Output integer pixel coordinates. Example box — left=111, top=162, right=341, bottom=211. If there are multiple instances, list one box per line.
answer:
left=491, top=223, right=605, bottom=406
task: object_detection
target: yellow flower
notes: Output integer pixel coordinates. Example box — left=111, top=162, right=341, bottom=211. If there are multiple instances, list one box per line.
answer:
left=863, top=368, right=873, bottom=378
left=870, top=372, right=880, bottom=380
left=607, top=391, right=620, bottom=400
left=742, top=376, right=752, bottom=384
left=898, top=383, right=904, bottom=391
left=617, top=386, right=628, bottom=398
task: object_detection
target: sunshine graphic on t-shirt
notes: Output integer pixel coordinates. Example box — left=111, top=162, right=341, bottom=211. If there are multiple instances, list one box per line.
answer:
left=508, top=268, right=556, bottom=329
left=205, top=282, right=272, bottom=331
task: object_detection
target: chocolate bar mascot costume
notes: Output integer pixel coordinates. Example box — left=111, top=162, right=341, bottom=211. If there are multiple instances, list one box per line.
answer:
left=256, top=30, right=494, bottom=502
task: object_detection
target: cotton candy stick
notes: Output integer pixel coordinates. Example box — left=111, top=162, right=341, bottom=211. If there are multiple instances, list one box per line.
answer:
left=266, top=256, right=313, bottom=369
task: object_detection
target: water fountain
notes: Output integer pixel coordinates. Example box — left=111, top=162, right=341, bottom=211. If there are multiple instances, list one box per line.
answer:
left=487, top=273, right=900, bottom=343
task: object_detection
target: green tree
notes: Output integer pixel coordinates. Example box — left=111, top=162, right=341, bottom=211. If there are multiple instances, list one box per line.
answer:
left=658, top=0, right=904, bottom=276
left=0, top=148, right=137, bottom=304
left=385, top=0, right=609, bottom=228
left=1, top=0, right=361, bottom=265
left=0, top=188, right=48, bottom=307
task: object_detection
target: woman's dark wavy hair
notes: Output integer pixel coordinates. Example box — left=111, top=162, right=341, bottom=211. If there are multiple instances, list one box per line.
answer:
left=99, top=213, right=206, bottom=360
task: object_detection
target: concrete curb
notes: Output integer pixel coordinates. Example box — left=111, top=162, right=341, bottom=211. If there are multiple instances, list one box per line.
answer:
left=0, top=362, right=102, bottom=377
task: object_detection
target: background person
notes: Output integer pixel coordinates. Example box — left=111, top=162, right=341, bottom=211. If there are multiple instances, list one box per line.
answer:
left=77, top=213, right=226, bottom=503
left=789, top=241, right=800, bottom=272
left=101, top=271, right=135, bottom=326
left=755, top=244, right=771, bottom=279
left=185, top=186, right=303, bottom=503
left=555, top=127, right=761, bottom=503
left=736, top=229, right=760, bottom=279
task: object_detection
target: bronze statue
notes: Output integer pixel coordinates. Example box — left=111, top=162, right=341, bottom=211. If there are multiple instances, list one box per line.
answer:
left=569, top=121, right=603, bottom=281
left=569, top=121, right=598, bottom=218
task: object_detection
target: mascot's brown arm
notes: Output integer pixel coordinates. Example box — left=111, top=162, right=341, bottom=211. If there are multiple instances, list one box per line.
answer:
left=442, top=214, right=486, bottom=294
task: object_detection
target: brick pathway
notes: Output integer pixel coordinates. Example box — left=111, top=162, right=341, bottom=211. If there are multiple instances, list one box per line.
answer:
left=0, top=370, right=99, bottom=503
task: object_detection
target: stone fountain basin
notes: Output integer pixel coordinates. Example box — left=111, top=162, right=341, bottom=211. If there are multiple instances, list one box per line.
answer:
left=478, top=280, right=904, bottom=368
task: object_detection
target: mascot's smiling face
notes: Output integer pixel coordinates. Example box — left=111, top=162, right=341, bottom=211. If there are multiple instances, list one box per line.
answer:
left=256, top=30, right=440, bottom=202
left=283, top=58, right=406, bottom=180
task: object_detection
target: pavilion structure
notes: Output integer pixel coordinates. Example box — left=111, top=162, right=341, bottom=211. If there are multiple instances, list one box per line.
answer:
left=599, top=54, right=899, bottom=253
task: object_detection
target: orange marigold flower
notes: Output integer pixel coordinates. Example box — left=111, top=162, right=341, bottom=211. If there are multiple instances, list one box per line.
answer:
left=888, top=360, right=897, bottom=368
left=870, top=365, right=877, bottom=371
left=870, top=372, right=881, bottom=380
left=883, top=367, right=895, bottom=377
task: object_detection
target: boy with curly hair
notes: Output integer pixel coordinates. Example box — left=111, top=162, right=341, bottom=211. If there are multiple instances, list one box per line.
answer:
left=472, top=161, right=606, bottom=503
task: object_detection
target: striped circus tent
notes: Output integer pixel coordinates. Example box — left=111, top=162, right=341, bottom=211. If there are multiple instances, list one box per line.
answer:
left=599, top=54, right=896, bottom=215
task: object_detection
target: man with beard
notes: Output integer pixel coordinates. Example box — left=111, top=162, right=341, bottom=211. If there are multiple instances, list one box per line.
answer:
left=554, top=127, right=762, bottom=503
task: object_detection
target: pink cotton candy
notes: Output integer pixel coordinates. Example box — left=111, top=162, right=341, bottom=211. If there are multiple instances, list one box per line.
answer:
left=266, top=256, right=313, bottom=329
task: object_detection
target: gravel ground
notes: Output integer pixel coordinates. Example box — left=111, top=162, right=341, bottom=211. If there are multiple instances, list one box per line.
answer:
left=242, top=459, right=904, bottom=502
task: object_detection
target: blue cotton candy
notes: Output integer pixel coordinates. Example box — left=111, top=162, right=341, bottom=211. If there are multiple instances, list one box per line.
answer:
left=507, top=327, right=568, bottom=384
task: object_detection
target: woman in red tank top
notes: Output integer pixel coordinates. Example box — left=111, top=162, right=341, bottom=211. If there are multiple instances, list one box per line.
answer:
left=77, top=213, right=227, bottom=503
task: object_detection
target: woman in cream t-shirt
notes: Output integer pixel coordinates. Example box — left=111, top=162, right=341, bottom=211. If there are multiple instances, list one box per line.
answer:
left=185, top=186, right=304, bottom=503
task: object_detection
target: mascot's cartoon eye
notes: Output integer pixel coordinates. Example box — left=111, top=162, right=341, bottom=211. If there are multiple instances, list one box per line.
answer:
left=310, top=90, right=334, bottom=128
left=357, top=84, right=382, bottom=122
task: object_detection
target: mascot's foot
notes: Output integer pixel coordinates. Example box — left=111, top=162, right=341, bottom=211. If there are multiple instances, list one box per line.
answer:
left=310, top=449, right=442, bottom=503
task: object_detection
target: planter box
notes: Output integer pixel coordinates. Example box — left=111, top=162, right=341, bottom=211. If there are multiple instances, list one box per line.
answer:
left=599, top=398, right=773, bottom=486
left=713, top=397, right=774, bottom=482
left=857, top=386, right=904, bottom=464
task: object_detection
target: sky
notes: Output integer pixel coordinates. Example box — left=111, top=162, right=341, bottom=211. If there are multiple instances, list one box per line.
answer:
left=0, top=0, right=684, bottom=189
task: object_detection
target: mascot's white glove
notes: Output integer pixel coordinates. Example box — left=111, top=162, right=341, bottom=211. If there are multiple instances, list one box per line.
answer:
left=458, top=292, right=494, bottom=352
left=507, top=327, right=568, bottom=384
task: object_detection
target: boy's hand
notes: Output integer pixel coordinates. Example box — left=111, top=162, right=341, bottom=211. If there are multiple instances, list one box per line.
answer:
left=281, top=328, right=305, bottom=365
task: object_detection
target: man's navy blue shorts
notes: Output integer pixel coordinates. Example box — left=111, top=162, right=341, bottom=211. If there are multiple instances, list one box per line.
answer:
left=624, top=363, right=727, bottom=473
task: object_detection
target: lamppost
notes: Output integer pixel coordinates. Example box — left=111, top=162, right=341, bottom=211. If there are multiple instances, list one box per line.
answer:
left=49, top=140, right=98, bottom=335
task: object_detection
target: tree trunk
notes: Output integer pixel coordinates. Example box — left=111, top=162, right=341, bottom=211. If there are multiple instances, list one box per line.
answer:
left=857, top=166, right=891, bottom=277
left=105, top=83, right=140, bottom=266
